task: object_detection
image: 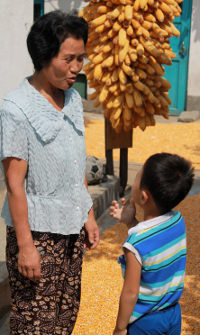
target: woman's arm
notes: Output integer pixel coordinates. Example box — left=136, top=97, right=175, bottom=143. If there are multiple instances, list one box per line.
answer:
left=113, top=249, right=141, bottom=335
left=84, top=174, right=100, bottom=249
left=2, top=157, right=41, bottom=281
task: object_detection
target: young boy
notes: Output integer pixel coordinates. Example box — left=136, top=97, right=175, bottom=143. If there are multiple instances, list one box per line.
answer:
left=110, top=153, right=194, bottom=335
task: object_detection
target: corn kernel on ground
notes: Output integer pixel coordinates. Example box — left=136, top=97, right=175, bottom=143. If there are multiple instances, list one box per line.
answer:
left=72, top=118, right=200, bottom=334
left=85, top=119, right=200, bottom=169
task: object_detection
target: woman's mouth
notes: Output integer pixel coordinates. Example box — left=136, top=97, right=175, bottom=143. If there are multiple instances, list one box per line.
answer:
left=68, top=78, right=76, bottom=84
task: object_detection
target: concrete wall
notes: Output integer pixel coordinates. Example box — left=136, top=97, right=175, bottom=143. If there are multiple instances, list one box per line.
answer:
left=187, top=0, right=200, bottom=100
left=0, top=0, right=33, bottom=102
left=44, top=0, right=87, bottom=14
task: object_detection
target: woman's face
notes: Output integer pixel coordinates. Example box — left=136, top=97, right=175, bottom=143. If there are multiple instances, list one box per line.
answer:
left=42, top=36, right=86, bottom=90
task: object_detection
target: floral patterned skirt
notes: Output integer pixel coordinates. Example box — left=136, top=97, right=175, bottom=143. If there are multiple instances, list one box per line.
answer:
left=6, top=226, right=86, bottom=335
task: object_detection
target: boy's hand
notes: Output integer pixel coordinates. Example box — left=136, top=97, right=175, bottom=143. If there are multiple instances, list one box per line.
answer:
left=110, top=198, right=126, bottom=221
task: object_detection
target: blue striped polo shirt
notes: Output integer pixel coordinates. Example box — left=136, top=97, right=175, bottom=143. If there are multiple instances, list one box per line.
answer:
left=118, top=210, right=186, bottom=323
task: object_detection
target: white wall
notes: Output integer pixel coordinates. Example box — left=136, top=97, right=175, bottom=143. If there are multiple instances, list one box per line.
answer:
left=44, top=0, right=87, bottom=14
left=0, top=0, right=33, bottom=102
left=188, top=0, right=200, bottom=96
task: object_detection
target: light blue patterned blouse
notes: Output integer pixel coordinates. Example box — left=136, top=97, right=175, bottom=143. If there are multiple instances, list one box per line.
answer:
left=0, top=78, right=93, bottom=235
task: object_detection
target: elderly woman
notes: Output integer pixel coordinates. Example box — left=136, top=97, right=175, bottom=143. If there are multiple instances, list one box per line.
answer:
left=0, top=11, right=99, bottom=335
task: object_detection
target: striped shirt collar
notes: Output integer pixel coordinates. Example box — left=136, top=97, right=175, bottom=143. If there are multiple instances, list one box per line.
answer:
left=128, top=210, right=176, bottom=236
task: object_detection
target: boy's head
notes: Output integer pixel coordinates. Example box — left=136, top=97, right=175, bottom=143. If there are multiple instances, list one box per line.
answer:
left=131, top=153, right=194, bottom=215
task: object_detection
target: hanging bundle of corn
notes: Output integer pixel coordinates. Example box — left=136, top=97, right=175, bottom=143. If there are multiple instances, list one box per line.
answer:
left=79, top=0, right=183, bottom=132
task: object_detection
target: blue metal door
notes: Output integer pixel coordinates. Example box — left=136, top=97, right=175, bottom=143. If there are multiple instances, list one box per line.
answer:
left=34, top=0, right=44, bottom=21
left=164, top=0, right=193, bottom=115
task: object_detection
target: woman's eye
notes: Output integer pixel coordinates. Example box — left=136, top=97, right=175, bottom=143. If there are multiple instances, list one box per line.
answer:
left=78, top=57, right=84, bottom=62
left=65, top=57, right=73, bottom=63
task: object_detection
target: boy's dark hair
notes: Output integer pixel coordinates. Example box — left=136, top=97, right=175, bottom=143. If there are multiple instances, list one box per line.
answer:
left=140, top=153, right=194, bottom=213
left=27, top=10, right=88, bottom=71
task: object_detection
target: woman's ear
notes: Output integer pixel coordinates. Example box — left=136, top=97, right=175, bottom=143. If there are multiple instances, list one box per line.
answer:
left=140, top=190, right=149, bottom=205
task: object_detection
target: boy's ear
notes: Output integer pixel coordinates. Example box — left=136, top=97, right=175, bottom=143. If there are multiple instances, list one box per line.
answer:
left=140, top=190, right=149, bottom=205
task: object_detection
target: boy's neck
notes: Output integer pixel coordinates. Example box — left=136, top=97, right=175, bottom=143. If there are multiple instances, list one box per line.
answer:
left=143, top=206, right=163, bottom=222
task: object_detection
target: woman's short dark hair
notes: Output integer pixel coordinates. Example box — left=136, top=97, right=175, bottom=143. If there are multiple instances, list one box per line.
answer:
left=140, top=153, right=194, bottom=213
left=27, top=10, right=88, bottom=71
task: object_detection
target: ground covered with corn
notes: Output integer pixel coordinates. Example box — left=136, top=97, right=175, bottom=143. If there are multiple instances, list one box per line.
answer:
left=72, top=119, right=200, bottom=334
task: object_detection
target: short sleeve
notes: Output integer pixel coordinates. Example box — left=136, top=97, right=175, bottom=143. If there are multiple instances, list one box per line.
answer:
left=123, top=242, right=142, bottom=265
left=0, top=101, right=28, bottom=162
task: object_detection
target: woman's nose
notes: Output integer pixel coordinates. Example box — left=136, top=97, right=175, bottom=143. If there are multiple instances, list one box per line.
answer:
left=70, top=59, right=83, bottom=74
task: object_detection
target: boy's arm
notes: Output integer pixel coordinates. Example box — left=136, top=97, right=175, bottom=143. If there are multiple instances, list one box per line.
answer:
left=113, top=249, right=141, bottom=335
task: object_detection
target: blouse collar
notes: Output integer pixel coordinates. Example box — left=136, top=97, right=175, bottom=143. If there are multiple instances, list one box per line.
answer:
left=4, top=78, right=85, bottom=143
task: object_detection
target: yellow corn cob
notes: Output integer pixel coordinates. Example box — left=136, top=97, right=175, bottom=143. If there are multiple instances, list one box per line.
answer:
left=125, top=53, right=131, bottom=66
left=131, top=19, right=140, bottom=30
left=118, top=11, right=125, bottom=23
left=125, top=92, right=134, bottom=108
left=136, top=43, right=144, bottom=56
left=92, top=52, right=108, bottom=65
left=89, top=90, right=99, bottom=100
left=145, top=102, right=155, bottom=114
left=102, top=55, right=114, bottom=68
left=109, top=6, right=121, bottom=20
left=99, top=86, right=109, bottom=103
left=126, top=83, right=133, bottom=94
left=160, top=77, right=171, bottom=90
left=144, top=13, right=156, bottom=22
left=113, top=21, right=122, bottom=32
left=97, top=5, right=109, bottom=14
left=119, top=68, right=127, bottom=84
left=169, top=22, right=181, bottom=37
left=118, top=28, right=127, bottom=47
left=113, top=94, right=124, bottom=108
left=124, top=5, right=133, bottom=21
left=149, top=56, right=165, bottom=75
left=133, top=88, right=143, bottom=107
left=81, top=0, right=182, bottom=132
left=119, top=39, right=129, bottom=63
left=134, top=106, right=145, bottom=116
left=109, top=82, right=119, bottom=93
left=93, top=64, right=103, bottom=80
left=165, top=49, right=176, bottom=58
left=136, top=68, right=147, bottom=79
left=123, top=105, right=132, bottom=121
left=139, top=0, right=148, bottom=10
left=155, top=8, right=165, bottom=22
left=141, top=26, right=150, bottom=38
left=138, top=116, right=146, bottom=131
left=122, top=62, right=133, bottom=76
left=111, top=68, right=119, bottom=83
left=91, top=14, right=107, bottom=27
left=120, top=83, right=127, bottom=92
left=142, top=20, right=153, bottom=30
left=162, top=93, right=172, bottom=105
left=140, top=36, right=162, bottom=58
left=159, top=2, right=173, bottom=16
left=133, top=0, right=140, bottom=11
left=127, top=24, right=134, bottom=37
left=131, top=38, right=139, bottom=47
left=129, top=47, right=138, bottom=62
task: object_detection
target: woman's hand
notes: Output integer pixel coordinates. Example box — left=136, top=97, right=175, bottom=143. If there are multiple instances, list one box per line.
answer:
left=84, top=215, right=100, bottom=250
left=113, top=327, right=127, bottom=335
left=18, top=244, right=41, bottom=281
